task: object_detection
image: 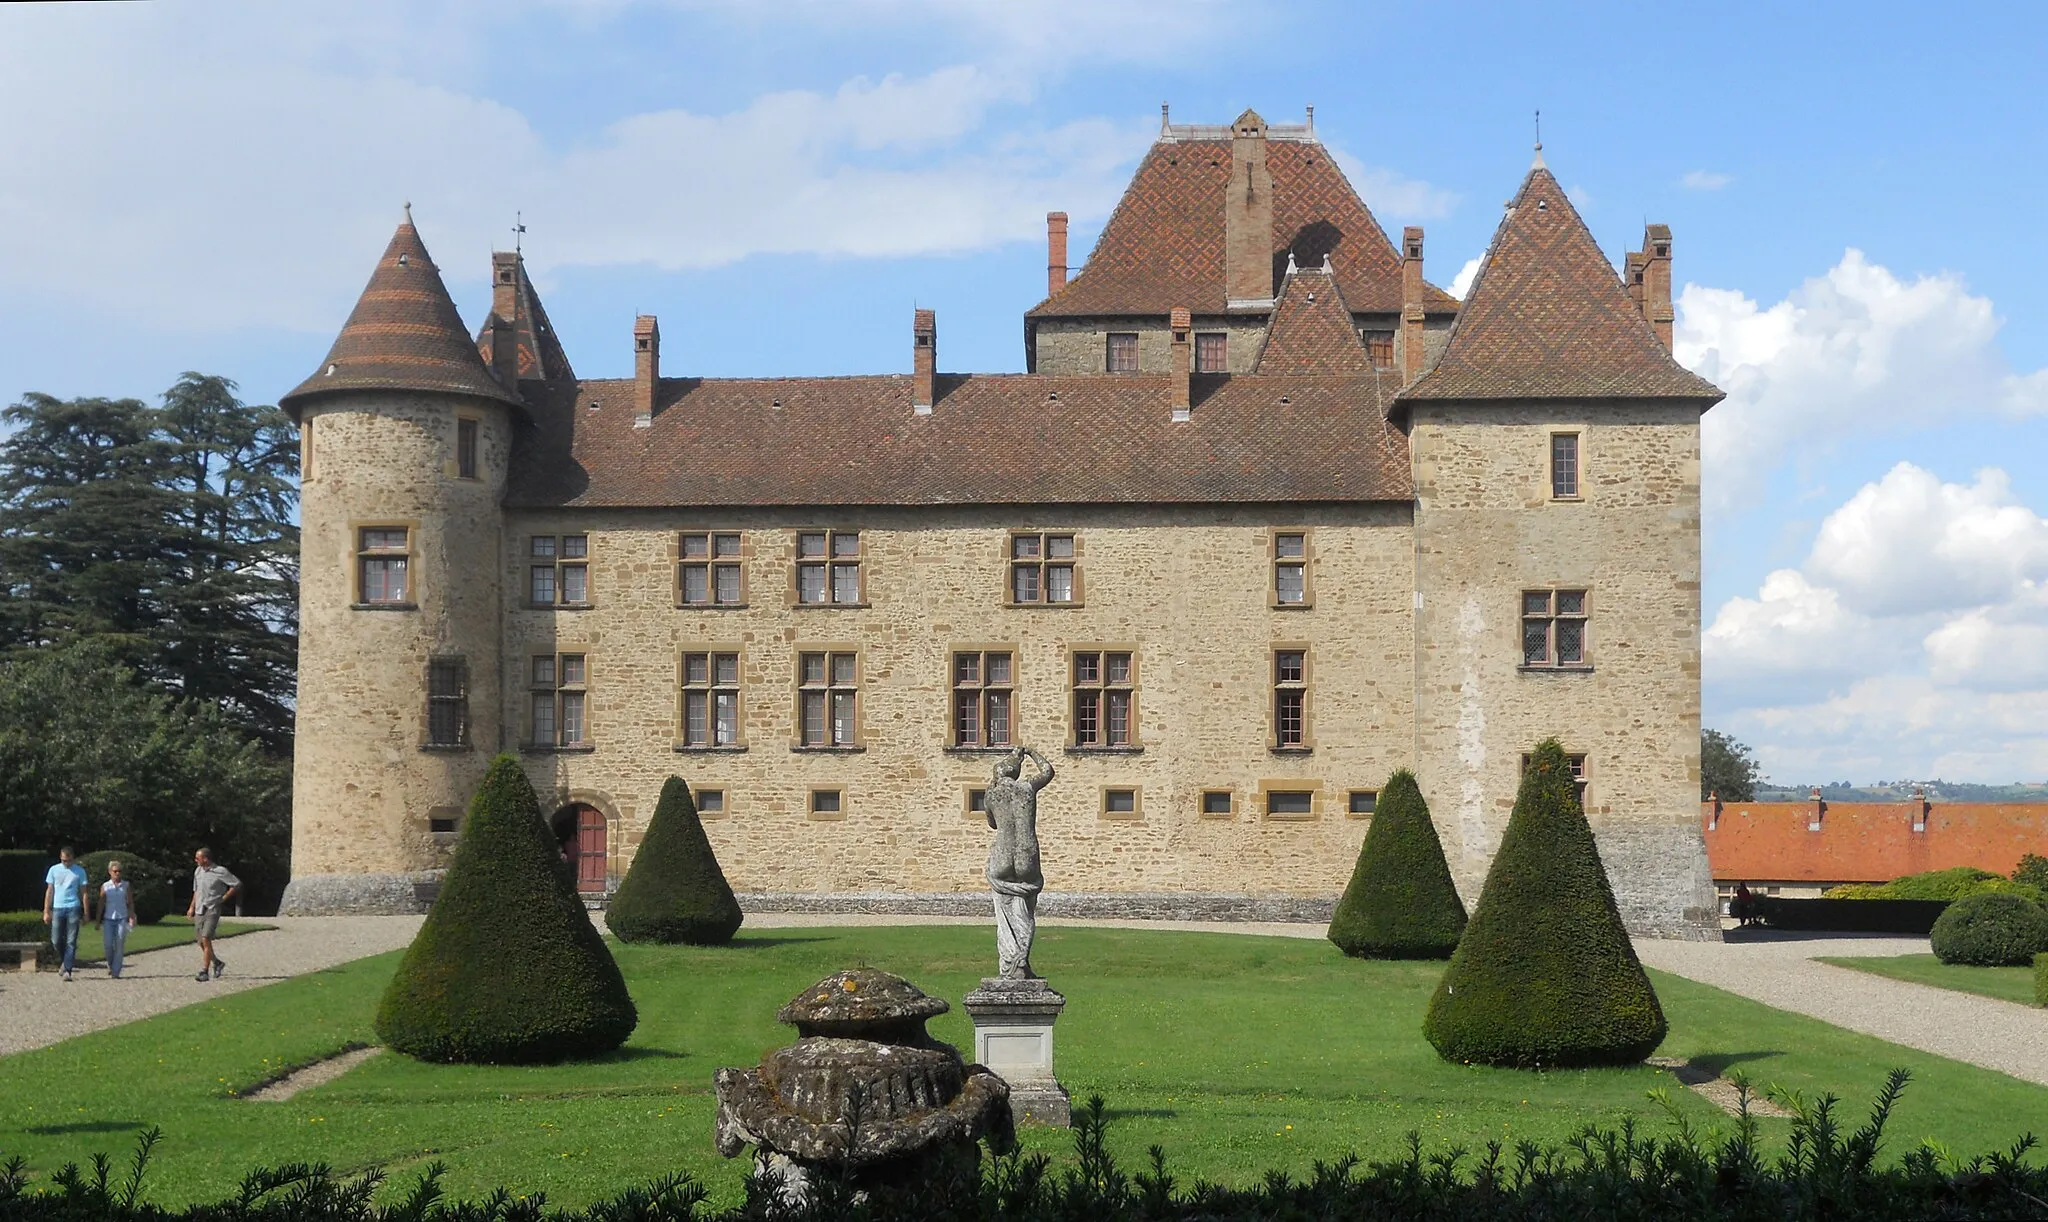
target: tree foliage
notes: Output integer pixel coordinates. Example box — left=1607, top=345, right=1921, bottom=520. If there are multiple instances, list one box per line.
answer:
left=607, top=777, right=744, bottom=945
left=1700, top=728, right=1761, bottom=802
left=1326, top=770, right=1466, bottom=959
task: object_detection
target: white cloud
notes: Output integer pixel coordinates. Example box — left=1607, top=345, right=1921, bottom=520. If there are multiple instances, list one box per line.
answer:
left=1679, top=250, right=2048, bottom=512
left=1681, top=170, right=1733, bottom=190
left=1448, top=256, right=1481, bottom=299
left=1565, top=183, right=1594, bottom=210
left=1327, top=149, right=1459, bottom=222
left=1804, top=464, right=2048, bottom=617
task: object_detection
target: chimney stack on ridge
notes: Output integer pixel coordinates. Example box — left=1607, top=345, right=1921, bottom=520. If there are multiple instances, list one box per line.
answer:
left=1639, top=225, right=1674, bottom=350
left=1400, top=226, right=1426, bottom=384
left=1225, top=109, right=1275, bottom=308
left=486, top=252, right=521, bottom=387
left=1046, top=212, right=1069, bottom=298
left=913, top=308, right=937, bottom=413
left=1169, top=306, right=1191, bottom=421
left=633, top=315, right=659, bottom=426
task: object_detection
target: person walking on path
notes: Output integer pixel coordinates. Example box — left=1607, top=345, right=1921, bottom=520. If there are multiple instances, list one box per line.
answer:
left=97, top=859, right=136, bottom=979
left=43, top=847, right=90, bottom=982
left=187, top=848, right=240, bottom=982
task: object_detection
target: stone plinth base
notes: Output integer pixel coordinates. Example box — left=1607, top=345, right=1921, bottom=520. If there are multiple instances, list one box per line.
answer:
left=964, top=977, right=1070, bottom=1127
left=278, top=871, right=443, bottom=915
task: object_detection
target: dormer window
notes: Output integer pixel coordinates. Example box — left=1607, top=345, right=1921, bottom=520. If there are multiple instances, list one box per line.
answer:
left=1106, top=332, right=1138, bottom=373
left=1195, top=332, right=1228, bottom=373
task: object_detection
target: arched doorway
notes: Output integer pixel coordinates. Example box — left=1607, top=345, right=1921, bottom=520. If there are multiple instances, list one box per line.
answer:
left=550, top=803, right=609, bottom=893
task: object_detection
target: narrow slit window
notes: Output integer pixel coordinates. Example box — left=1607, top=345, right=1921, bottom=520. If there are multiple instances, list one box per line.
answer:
left=1551, top=433, right=1581, bottom=498
left=1273, top=649, right=1308, bottom=748
left=456, top=418, right=479, bottom=479
left=1274, top=532, right=1308, bottom=605
left=426, top=657, right=467, bottom=746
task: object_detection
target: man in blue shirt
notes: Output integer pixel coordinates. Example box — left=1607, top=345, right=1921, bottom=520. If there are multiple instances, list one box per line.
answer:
left=42, top=846, right=90, bottom=981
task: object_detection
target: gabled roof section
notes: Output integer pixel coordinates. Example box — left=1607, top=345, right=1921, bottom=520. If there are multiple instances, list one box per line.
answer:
left=475, top=252, right=575, bottom=384
left=1254, top=264, right=1373, bottom=375
left=1030, top=138, right=1460, bottom=318
left=504, top=371, right=1412, bottom=509
left=281, top=217, right=523, bottom=417
left=1397, top=165, right=1722, bottom=404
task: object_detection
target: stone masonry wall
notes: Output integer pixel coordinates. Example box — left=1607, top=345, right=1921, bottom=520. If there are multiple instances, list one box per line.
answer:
left=1407, top=401, right=1718, bottom=938
left=1034, top=317, right=1271, bottom=374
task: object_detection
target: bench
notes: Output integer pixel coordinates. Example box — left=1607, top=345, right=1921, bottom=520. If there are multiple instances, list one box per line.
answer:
left=0, top=941, right=44, bottom=973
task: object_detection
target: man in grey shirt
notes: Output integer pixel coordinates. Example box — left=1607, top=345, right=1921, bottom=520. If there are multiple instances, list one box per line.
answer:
left=187, top=847, right=240, bottom=982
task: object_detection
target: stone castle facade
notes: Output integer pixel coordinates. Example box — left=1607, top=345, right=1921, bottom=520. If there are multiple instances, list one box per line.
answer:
left=277, top=110, right=1724, bottom=938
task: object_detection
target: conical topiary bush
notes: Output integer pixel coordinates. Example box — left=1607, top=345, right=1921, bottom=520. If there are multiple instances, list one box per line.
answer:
left=1422, top=739, right=1665, bottom=1068
left=1327, top=770, right=1466, bottom=958
left=607, top=776, right=744, bottom=945
left=376, top=755, right=637, bottom=1063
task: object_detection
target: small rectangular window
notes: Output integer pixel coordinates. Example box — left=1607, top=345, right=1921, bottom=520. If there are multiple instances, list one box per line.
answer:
left=1266, top=790, right=1314, bottom=819
left=1362, top=330, right=1395, bottom=368
left=809, top=788, right=844, bottom=820
left=696, top=788, right=726, bottom=818
left=965, top=788, right=988, bottom=818
left=1347, top=789, right=1378, bottom=817
left=1200, top=789, right=1234, bottom=819
left=1106, top=332, right=1139, bottom=373
left=1072, top=649, right=1135, bottom=748
left=1011, top=533, right=1079, bottom=605
left=530, top=535, right=591, bottom=607
left=796, top=531, right=861, bottom=605
left=1551, top=433, right=1581, bottom=499
left=1273, top=532, right=1309, bottom=606
left=681, top=650, right=742, bottom=748
left=797, top=650, right=858, bottom=747
left=952, top=650, right=1015, bottom=748
left=426, top=657, right=468, bottom=747
left=358, top=527, right=410, bottom=605
left=428, top=816, right=458, bottom=834
left=1102, top=787, right=1138, bottom=818
left=1273, top=649, right=1308, bottom=748
left=1194, top=331, right=1228, bottom=373
left=456, top=418, right=479, bottom=479
left=1521, top=589, right=1590, bottom=668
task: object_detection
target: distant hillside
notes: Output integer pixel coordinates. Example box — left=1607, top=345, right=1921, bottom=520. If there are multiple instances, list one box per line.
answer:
left=1755, top=781, right=2048, bottom=803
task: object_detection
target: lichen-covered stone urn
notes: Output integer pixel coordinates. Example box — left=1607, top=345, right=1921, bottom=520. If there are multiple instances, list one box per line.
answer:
left=714, top=968, right=1014, bottom=1201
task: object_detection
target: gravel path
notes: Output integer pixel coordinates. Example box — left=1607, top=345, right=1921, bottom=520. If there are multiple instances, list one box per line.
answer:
left=0, top=916, right=422, bottom=1057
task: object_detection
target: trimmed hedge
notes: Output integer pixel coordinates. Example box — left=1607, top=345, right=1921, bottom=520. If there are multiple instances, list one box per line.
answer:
left=0, top=850, right=50, bottom=911
left=607, top=776, right=743, bottom=945
left=375, top=755, right=637, bottom=1063
left=76, top=851, right=173, bottom=925
left=1327, top=769, right=1466, bottom=959
left=1755, top=897, right=1951, bottom=934
left=2037, top=952, right=2047, bottom=1008
left=1930, top=892, right=2048, bottom=967
left=0, top=910, right=49, bottom=943
left=1424, top=739, right=1666, bottom=1068
left=1828, top=866, right=2046, bottom=905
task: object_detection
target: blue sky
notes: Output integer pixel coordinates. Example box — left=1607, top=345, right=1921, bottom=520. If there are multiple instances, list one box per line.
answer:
left=3, top=0, right=2046, bottom=783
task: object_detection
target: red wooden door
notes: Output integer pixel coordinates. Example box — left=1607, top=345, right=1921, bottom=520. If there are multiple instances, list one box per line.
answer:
left=574, top=806, right=607, bottom=891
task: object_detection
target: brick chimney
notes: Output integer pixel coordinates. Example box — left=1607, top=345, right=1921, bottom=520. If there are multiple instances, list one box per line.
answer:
left=913, top=308, right=936, bottom=413
left=1169, top=306, right=1191, bottom=421
left=1225, top=109, right=1274, bottom=307
left=1624, top=250, right=1648, bottom=314
left=633, top=315, right=659, bottom=426
left=1808, top=786, right=1825, bottom=832
left=1400, top=226, right=1426, bottom=383
left=485, top=251, right=521, bottom=387
left=1912, top=785, right=1930, bottom=833
left=1046, top=212, right=1069, bottom=298
left=1639, top=225, right=1674, bottom=350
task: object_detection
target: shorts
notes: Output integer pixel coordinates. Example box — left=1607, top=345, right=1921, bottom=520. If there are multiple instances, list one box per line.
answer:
left=194, top=911, right=222, bottom=940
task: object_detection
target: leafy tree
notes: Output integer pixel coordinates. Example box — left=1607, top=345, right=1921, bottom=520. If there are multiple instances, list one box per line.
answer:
left=1326, top=770, right=1465, bottom=959
left=1700, top=728, right=1761, bottom=802
left=2013, top=853, right=2048, bottom=893
left=607, top=777, right=744, bottom=945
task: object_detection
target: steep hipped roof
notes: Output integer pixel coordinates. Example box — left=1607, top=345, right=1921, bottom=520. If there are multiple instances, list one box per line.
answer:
left=474, top=251, right=575, bottom=384
left=281, top=218, right=523, bottom=417
left=504, top=372, right=1410, bottom=508
left=1704, top=802, right=2048, bottom=884
left=1398, top=164, right=1723, bottom=404
left=1254, top=265, right=1374, bottom=375
left=1030, top=138, right=1460, bottom=318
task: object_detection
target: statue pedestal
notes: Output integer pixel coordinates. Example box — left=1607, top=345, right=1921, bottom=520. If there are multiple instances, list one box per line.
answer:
left=963, top=977, right=1070, bottom=1127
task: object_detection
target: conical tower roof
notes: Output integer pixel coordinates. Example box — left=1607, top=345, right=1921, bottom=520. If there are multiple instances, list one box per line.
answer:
left=1397, top=163, right=1721, bottom=404
left=282, top=215, right=523, bottom=417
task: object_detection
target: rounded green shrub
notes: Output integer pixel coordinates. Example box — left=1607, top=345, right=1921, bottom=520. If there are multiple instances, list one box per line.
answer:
left=607, top=777, right=743, bottom=945
left=2036, top=952, right=2047, bottom=1009
left=376, top=755, right=638, bottom=1063
left=77, top=851, right=173, bottom=925
left=1327, top=770, right=1466, bottom=959
left=1929, top=892, right=2048, bottom=967
left=1423, top=739, right=1666, bottom=1068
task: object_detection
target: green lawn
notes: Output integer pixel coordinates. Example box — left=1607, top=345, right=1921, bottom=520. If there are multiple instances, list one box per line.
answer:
left=62, top=917, right=274, bottom=966
left=1820, top=953, right=2043, bottom=1006
left=4, top=925, right=2048, bottom=1211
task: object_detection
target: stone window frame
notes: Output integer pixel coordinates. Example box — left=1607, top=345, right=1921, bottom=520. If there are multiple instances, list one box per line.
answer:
left=1271, top=528, right=1313, bottom=609
left=425, top=804, right=463, bottom=841
left=949, top=645, right=1017, bottom=751
left=525, top=650, right=593, bottom=752
left=1520, top=588, right=1592, bottom=671
left=1100, top=785, right=1142, bottom=821
left=677, top=530, right=749, bottom=609
left=421, top=655, right=470, bottom=751
left=1067, top=645, right=1141, bottom=753
left=791, top=529, right=866, bottom=608
left=1270, top=644, right=1314, bottom=753
left=1259, top=781, right=1320, bottom=822
left=792, top=644, right=864, bottom=751
left=1007, top=531, right=1084, bottom=607
left=1549, top=430, right=1584, bottom=501
left=1520, top=750, right=1591, bottom=810
left=1198, top=788, right=1235, bottom=820
left=455, top=416, right=481, bottom=481
left=1105, top=331, right=1139, bottom=373
left=677, top=645, right=747, bottom=752
left=962, top=785, right=989, bottom=822
left=1346, top=788, right=1378, bottom=819
left=352, top=520, right=417, bottom=609
left=1194, top=331, right=1229, bottom=374
left=695, top=787, right=729, bottom=820
left=528, top=533, right=592, bottom=609
left=808, top=787, right=847, bottom=822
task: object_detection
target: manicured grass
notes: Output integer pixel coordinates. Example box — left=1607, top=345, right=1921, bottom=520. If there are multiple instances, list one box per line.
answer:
left=1820, top=953, right=2042, bottom=1006
left=4, top=926, right=2048, bottom=1211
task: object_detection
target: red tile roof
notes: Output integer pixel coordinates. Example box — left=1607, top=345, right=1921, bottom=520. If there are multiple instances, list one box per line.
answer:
left=1702, top=802, right=2048, bottom=884
left=1254, top=267, right=1373, bottom=375
left=1397, top=164, right=1722, bottom=405
left=1029, top=139, right=1460, bottom=319
left=503, top=371, right=1412, bottom=508
left=474, top=252, right=575, bottom=384
left=281, top=219, right=523, bottom=417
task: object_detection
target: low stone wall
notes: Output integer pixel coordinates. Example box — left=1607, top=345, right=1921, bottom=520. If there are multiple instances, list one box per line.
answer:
left=278, top=871, right=444, bottom=916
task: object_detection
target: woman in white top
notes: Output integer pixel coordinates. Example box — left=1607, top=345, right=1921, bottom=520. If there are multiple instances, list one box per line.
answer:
left=98, top=860, right=135, bottom=979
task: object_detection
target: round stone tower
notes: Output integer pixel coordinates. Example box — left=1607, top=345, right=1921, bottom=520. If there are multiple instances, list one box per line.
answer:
left=277, top=212, right=525, bottom=915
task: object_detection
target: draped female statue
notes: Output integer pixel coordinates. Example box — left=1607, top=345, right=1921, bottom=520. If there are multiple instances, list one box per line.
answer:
left=983, top=746, right=1055, bottom=979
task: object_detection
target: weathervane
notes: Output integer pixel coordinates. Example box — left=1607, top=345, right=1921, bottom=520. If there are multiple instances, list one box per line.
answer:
left=513, top=211, right=526, bottom=255
left=1534, top=108, right=1542, bottom=153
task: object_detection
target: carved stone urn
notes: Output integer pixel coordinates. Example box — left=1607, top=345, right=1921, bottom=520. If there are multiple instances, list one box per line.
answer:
left=714, top=968, right=1014, bottom=1202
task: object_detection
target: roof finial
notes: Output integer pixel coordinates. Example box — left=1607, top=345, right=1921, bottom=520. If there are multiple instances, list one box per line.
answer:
left=1305, top=103, right=1314, bottom=136
left=1532, top=109, right=1546, bottom=169
left=513, top=210, right=526, bottom=255
left=402, top=200, right=413, bottom=224
left=1160, top=101, right=1170, bottom=135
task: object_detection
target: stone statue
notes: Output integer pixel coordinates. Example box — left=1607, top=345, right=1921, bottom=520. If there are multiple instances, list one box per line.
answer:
left=984, top=746, right=1054, bottom=979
